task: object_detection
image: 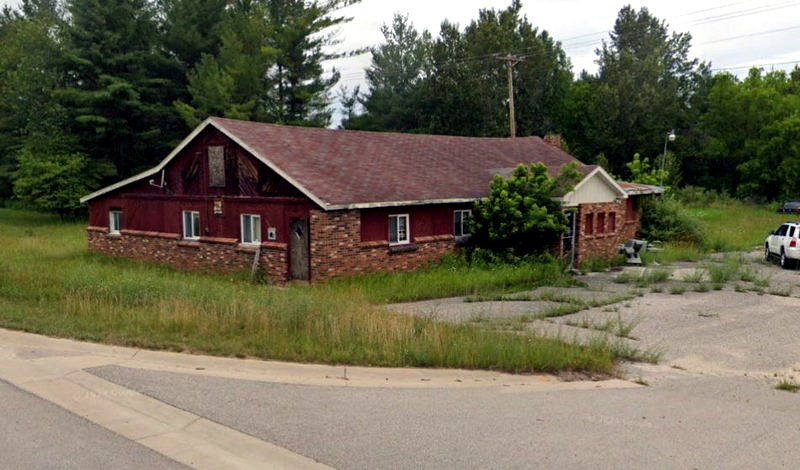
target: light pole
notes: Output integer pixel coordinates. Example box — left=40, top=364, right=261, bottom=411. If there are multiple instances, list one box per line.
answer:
left=660, top=129, right=676, bottom=187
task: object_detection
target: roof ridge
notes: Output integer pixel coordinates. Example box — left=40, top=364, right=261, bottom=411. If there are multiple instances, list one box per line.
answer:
left=209, top=116, right=545, bottom=142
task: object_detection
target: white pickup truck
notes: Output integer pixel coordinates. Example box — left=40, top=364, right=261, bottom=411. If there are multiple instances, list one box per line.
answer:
left=765, top=222, right=800, bottom=268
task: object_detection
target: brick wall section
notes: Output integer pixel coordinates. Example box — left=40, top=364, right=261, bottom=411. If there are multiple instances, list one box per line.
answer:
left=575, top=201, right=640, bottom=265
left=86, top=227, right=289, bottom=282
left=309, top=210, right=456, bottom=281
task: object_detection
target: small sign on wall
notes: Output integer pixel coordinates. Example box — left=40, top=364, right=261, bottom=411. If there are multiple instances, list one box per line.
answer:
left=213, top=199, right=223, bottom=215
left=267, top=228, right=277, bottom=241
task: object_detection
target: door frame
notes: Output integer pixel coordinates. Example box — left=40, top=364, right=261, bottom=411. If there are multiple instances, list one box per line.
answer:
left=289, top=218, right=310, bottom=281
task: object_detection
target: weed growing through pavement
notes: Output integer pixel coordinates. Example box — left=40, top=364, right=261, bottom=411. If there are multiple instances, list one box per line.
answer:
left=739, top=267, right=758, bottom=283
left=768, top=287, right=792, bottom=297
left=563, top=313, right=642, bottom=339
left=697, top=311, right=719, bottom=318
left=670, top=285, right=686, bottom=295
left=682, top=269, right=706, bottom=283
left=775, top=379, right=800, bottom=393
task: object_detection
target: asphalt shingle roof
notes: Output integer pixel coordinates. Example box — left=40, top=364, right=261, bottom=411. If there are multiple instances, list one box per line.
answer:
left=212, top=117, right=591, bottom=209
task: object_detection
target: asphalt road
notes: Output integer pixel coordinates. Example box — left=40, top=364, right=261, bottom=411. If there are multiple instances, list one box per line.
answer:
left=3, top=254, right=800, bottom=469
left=0, top=379, right=188, bottom=470
left=90, top=365, right=800, bottom=470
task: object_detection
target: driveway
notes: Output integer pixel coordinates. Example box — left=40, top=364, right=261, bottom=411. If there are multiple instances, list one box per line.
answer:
left=1, top=253, right=799, bottom=469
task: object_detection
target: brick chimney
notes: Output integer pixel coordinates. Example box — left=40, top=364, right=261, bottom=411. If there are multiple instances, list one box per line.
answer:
left=543, top=134, right=563, bottom=150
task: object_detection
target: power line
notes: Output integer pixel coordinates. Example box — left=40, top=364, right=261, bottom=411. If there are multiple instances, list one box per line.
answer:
left=691, top=0, right=800, bottom=25
left=678, top=0, right=761, bottom=17
left=695, top=24, right=800, bottom=45
left=711, top=59, right=800, bottom=71
left=330, top=1, right=800, bottom=85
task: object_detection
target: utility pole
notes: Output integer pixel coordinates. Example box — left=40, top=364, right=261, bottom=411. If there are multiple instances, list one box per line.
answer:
left=497, top=55, right=522, bottom=138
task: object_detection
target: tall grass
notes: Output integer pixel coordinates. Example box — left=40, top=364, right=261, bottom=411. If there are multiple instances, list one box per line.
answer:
left=687, top=200, right=787, bottom=252
left=0, top=209, right=616, bottom=373
left=333, top=255, right=578, bottom=304
left=640, top=199, right=786, bottom=263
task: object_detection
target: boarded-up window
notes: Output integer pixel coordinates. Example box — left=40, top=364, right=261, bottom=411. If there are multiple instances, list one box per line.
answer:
left=208, top=146, right=225, bottom=187
left=626, top=198, right=636, bottom=221
left=584, top=213, right=594, bottom=235
left=609, top=212, right=616, bottom=232
left=597, top=213, right=606, bottom=234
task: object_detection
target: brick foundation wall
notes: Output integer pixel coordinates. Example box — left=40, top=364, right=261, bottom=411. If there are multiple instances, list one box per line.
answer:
left=575, top=201, right=640, bottom=266
left=309, top=210, right=456, bottom=281
left=87, top=227, right=289, bottom=282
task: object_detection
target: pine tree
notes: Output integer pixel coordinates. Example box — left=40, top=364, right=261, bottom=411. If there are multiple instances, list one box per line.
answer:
left=265, top=0, right=360, bottom=126
left=57, top=0, right=185, bottom=180
left=589, top=5, right=703, bottom=174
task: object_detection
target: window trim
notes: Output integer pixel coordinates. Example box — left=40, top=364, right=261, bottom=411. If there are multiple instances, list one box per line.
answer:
left=109, top=210, right=122, bottom=235
left=389, top=214, right=410, bottom=246
left=182, top=210, right=201, bottom=240
left=454, top=209, right=472, bottom=238
left=240, top=214, right=262, bottom=245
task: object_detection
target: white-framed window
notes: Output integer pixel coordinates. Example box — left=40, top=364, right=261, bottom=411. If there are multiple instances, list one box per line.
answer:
left=182, top=210, right=200, bottom=240
left=454, top=209, right=472, bottom=237
left=241, top=214, right=262, bottom=245
left=389, top=214, right=410, bottom=245
left=109, top=210, right=122, bottom=235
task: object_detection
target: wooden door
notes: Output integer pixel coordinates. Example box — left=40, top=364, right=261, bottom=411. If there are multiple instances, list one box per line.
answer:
left=290, top=219, right=310, bottom=281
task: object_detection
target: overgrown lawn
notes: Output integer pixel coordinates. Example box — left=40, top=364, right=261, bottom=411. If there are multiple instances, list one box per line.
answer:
left=0, top=208, right=615, bottom=374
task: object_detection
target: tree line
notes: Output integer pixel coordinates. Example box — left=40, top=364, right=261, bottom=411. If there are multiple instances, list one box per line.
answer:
left=0, top=0, right=359, bottom=213
left=1, top=0, right=798, bottom=214
left=346, top=2, right=800, bottom=201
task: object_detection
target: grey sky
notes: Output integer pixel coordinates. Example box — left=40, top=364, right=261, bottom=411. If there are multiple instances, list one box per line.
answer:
left=3, top=0, right=799, bottom=115
left=330, top=0, right=800, bottom=86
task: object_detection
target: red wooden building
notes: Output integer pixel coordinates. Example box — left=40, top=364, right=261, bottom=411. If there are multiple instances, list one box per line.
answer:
left=81, top=117, right=661, bottom=282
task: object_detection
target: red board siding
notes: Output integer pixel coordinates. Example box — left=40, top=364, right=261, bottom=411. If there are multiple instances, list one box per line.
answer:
left=87, top=126, right=318, bottom=244
left=89, top=197, right=314, bottom=245
left=360, top=204, right=473, bottom=242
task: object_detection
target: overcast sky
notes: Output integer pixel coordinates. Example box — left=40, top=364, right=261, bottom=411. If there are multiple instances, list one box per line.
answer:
left=3, top=0, right=799, bottom=119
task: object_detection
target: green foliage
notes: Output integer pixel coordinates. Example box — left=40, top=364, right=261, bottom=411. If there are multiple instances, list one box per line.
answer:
left=177, top=0, right=360, bottom=128
left=469, top=162, right=579, bottom=259
left=0, top=208, right=618, bottom=374
left=57, top=0, right=186, bottom=180
left=13, top=147, right=94, bottom=216
left=159, top=0, right=228, bottom=71
left=626, top=153, right=669, bottom=186
left=639, top=196, right=703, bottom=244
left=562, top=6, right=708, bottom=175
left=174, top=4, right=278, bottom=126
left=348, top=1, right=572, bottom=137
left=694, top=69, right=800, bottom=197
left=0, top=3, right=65, bottom=198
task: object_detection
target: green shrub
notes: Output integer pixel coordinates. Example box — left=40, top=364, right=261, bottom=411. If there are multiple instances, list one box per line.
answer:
left=639, top=196, right=703, bottom=244
left=468, top=162, right=580, bottom=261
left=670, top=186, right=730, bottom=206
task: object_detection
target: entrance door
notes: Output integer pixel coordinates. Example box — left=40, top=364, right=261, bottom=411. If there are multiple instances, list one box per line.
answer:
left=290, top=219, right=310, bottom=281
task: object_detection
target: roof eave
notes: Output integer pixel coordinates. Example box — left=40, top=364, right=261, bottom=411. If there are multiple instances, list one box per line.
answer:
left=327, top=198, right=478, bottom=211
left=79, top=117, right=216, bottom=204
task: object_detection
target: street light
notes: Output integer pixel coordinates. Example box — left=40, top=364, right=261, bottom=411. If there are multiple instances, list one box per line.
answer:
left=660, top=129, right=676, bottom=187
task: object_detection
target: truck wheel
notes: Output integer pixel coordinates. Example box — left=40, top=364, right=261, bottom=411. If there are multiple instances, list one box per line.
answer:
left=780, top=250, right=794, bottom=269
